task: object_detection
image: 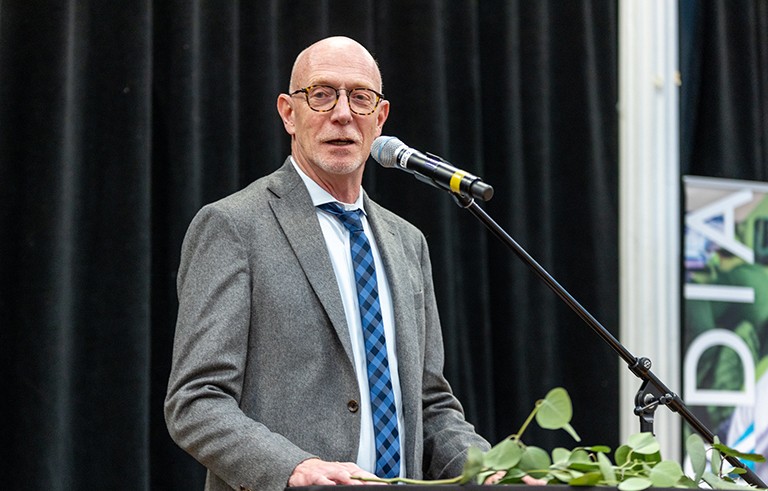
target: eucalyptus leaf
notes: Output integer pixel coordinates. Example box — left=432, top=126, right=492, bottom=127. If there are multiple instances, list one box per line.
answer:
left=503, top=467, right=527, bottom=479
left=484, top=438, right=523, bottom=469
left=615, top=444, right=631, bottom=465
left=686, top=433, right=707, bottom=483
left=649, top=460, right=684, bottom=487
left=641, top=450, right=662, bottom=465
left=587, top=445, right=612, bottom=453
left=465, top=446, right=484, bottom=468
left=713, top=442, right=768, bottom=463
left=549, top=469, right=576, bottom=483
left=617, top=476, right=653, bottom=491
left=597, top=451, right=617, bottom=484
left=627, top=432, right=660, bottom=455
left=677, top=475, right=700, bottom=488
left=460, top=446, right=485, bottom=483
left=518, top=446, right=551, bottom=473
left=551, top=447, right=571, bottom=465
left=568, top=448, right=592, bottom=464
left=535, top=387, right=573, bottom=430
left=569, top=471, right=603, bottom=486
left=712, top=445, right=723, bottom=476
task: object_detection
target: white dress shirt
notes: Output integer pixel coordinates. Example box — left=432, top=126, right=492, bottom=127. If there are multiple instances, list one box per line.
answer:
left=291, top=158, right=406, bottom=477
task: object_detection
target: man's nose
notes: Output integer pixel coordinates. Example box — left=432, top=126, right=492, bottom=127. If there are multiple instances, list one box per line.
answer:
left=330, top=91, right=354, bottom=123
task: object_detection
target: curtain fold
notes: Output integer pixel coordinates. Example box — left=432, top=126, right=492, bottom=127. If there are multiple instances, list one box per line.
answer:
left=1, top=2, right=621, bottom=488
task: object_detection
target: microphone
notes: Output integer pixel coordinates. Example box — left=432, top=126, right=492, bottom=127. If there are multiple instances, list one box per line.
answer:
left=371, top=136, right=494, bottom=202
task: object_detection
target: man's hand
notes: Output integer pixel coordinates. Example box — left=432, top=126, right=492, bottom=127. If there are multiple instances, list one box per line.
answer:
left=288, top=458, right=384, bottom=486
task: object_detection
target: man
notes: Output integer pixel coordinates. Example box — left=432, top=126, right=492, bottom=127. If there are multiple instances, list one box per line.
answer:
left=165, top=36, right=492, bottom=491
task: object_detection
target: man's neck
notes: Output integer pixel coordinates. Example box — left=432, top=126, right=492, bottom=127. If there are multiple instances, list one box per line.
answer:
left=291, top=157, right=363, bottom=204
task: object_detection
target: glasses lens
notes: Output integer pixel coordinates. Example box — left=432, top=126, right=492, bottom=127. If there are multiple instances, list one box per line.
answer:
left=306, top=86, right=338, bottom=111
left=348, top=89, right=378, bottom=114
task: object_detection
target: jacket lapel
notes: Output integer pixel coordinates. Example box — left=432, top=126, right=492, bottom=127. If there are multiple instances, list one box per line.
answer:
left=266, top=159, right=355, bottom=365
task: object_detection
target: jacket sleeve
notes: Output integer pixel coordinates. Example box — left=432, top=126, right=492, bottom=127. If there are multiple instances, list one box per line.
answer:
left=164, top=204, right=315, bottom=491
left=416, top=233, right=492, bottom=479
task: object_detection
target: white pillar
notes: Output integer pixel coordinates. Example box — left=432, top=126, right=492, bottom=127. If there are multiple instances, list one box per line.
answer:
left=619, top=0, right=681, bottom=461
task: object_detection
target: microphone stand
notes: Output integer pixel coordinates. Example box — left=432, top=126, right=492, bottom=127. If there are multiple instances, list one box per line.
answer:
left=449, top=192, right=767, bottom=489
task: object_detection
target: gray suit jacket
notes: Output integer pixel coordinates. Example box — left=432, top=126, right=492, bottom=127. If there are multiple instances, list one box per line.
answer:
left=165, top=158, right=490, bottom=491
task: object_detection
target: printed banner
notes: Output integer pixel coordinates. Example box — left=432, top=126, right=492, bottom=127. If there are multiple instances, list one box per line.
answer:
left=683, top=176, right=768, bottom=479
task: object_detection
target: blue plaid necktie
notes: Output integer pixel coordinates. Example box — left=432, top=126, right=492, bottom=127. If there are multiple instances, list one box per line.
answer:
left=318, top=202, right=401, bottom=478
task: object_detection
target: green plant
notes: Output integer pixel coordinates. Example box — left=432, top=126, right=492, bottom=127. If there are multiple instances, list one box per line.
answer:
left=357, top=387, right=766, bottom=488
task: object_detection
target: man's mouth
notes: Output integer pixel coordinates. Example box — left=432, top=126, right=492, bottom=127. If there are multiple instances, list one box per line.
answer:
left=325, top=138, right=356, bottom=146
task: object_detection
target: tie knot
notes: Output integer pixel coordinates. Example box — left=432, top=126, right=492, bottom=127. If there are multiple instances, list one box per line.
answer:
left=318, top=202, right=365, bottom=233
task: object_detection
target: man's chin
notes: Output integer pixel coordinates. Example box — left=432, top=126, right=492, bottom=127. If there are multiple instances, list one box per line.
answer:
left=316, top=158, right=365, bottom=176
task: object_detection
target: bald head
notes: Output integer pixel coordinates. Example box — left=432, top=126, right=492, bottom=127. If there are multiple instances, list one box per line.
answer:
left=276, top=36, right=390, bottom=203
left=289, top=36, right=383, bottom=93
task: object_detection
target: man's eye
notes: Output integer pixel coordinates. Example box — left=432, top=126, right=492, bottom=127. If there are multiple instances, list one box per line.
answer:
left=310, top=89, right=334, bottom=100
left=352, top=93, right=373, bottom=103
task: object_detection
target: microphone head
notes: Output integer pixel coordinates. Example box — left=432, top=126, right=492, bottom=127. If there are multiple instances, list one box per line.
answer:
left=371, top=136, right=405, bottom=168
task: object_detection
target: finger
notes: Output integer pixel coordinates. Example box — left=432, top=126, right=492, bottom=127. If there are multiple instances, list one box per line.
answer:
left=343, top=469, right=379, bottom=483
left=522, top=474, right=548, bottom=486
left=483, top=470, right=506, bottom=485
left=346, top=467, right=388, bottom=485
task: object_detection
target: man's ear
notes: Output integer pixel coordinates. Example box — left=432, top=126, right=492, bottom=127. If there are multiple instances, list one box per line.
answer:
left=276, top=94, right=296, bottom=135
left=375, top=99, right=390, bottom=134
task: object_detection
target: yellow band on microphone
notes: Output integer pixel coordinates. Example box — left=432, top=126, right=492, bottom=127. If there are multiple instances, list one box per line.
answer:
left=450, top=170, right=468, bottom=194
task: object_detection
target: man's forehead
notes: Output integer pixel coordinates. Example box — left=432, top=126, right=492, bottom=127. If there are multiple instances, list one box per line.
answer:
left=292, top=41, right=382, bottom=89
left=304, top=64, right=379, bottom=87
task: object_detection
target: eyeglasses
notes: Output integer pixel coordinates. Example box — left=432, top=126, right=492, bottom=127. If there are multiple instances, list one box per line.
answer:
left=289, top=85, right=385, bottom=115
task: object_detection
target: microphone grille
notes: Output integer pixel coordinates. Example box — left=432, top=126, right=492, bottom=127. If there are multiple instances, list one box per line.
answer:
left=371, top=136, right=404, bottom=168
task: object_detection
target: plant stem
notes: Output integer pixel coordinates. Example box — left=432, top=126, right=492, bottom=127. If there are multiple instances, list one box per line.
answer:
left=352, top=475, right=465, bottom=486
left=511, top=400, right=542, bottom=440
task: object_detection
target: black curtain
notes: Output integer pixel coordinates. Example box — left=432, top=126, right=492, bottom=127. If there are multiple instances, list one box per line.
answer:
left=0, top=1, right=620, bottom=489
left=680, top=0, right=768, bottom=180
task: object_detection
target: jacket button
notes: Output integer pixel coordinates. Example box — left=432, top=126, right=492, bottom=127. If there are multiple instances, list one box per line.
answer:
left=347, top=400, right=359, bottom=412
